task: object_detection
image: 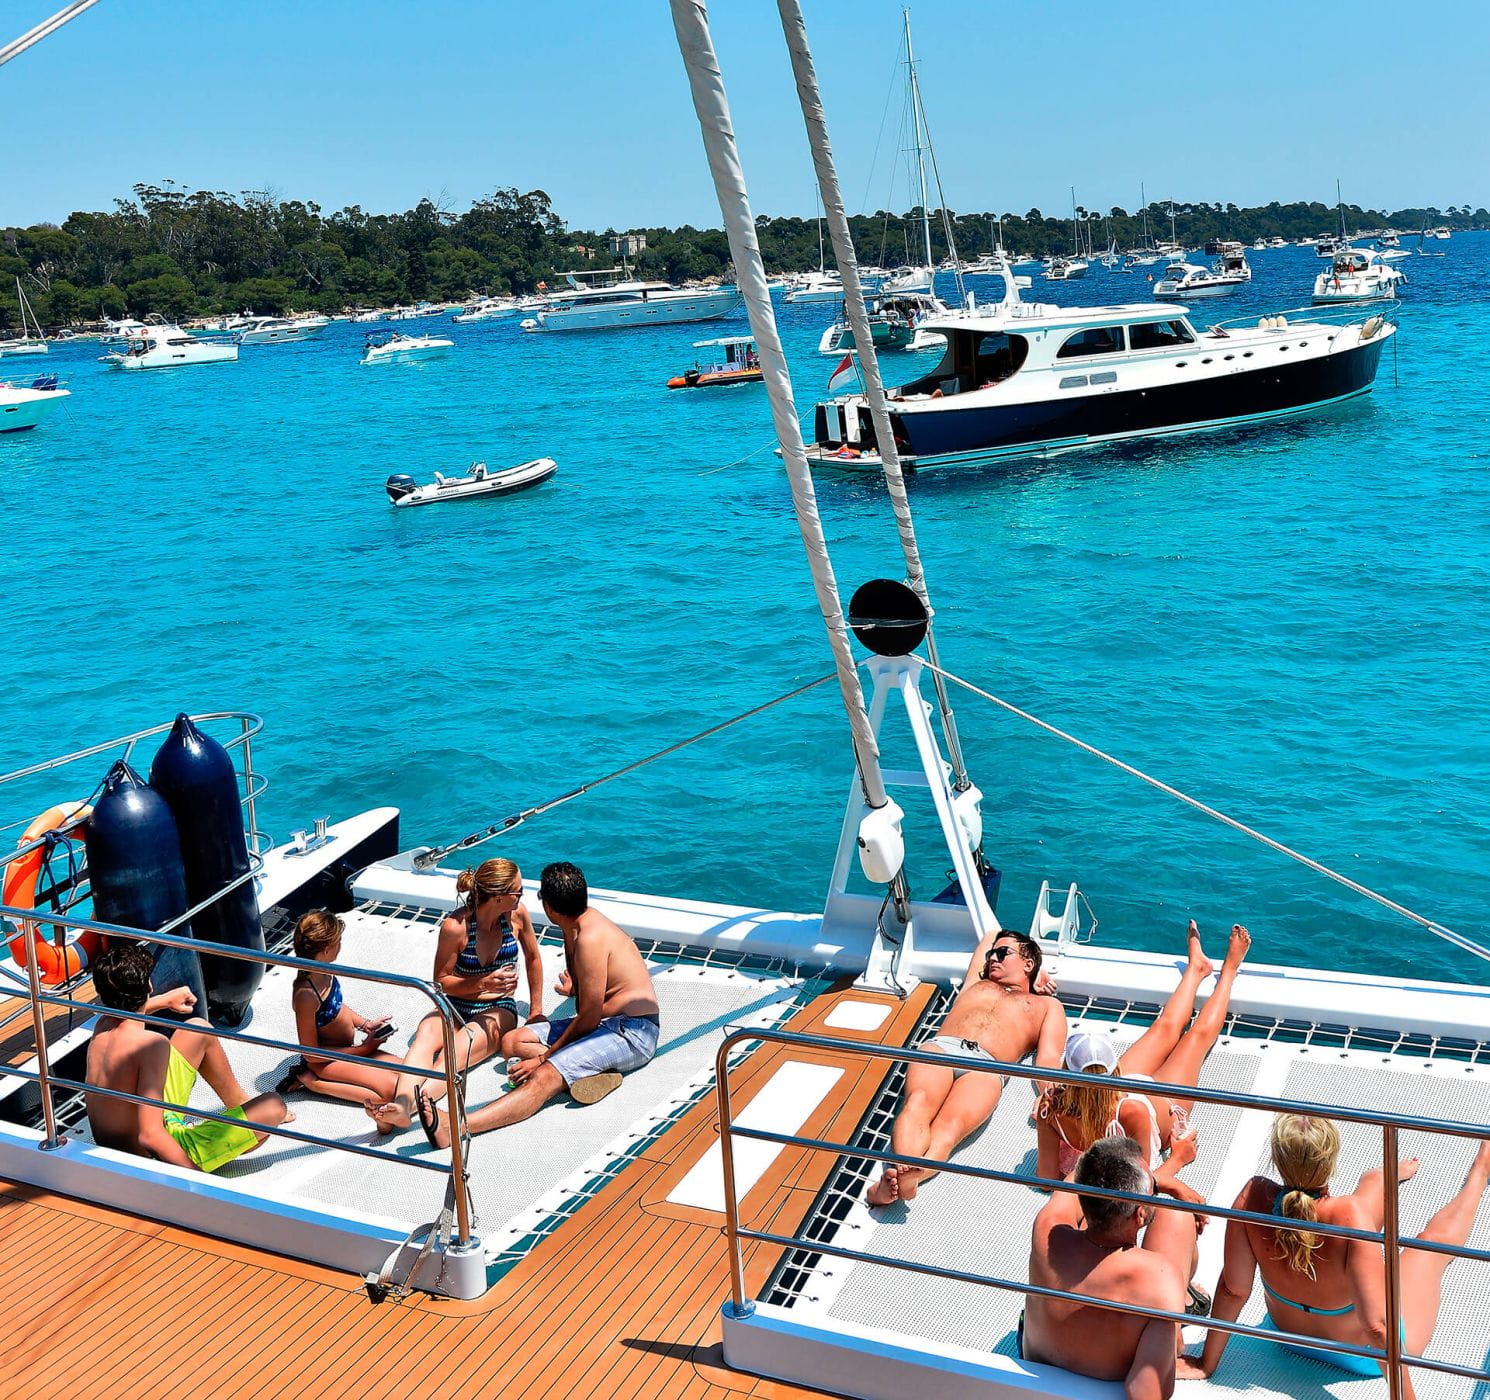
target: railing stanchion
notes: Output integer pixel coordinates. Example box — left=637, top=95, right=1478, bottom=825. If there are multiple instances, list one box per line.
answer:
left=715, top=1041, right=752, bottom=1317
left=1382, top=1123, right=1405, bottom=1400
left=19, top=914, right=60, bottom=1150
left=240, top=720, right=261, bottom=857
left=440, top=1012, right=473, bottom=1246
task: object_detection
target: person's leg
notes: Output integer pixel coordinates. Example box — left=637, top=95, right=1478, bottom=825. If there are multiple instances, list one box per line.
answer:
left=170, top=1020, right=252, bottom=1108
left=421, top=1010, right=512, bottom=1105
left=1116, top=921, right=1214, bottom=1077
left=899, top=1068, right=1005, bottom=1199
left=301, top=1051, right=403, bottom=1106
left=1401, top=1139, right=1490, bottom=1357
left=867, top=1061, right=954, bottom=1206
left=369, top=1011, right=448, bottom=1129
left=1153, top=925, right=1251, bottom=1114
left=426, top=1061, right=567, bottom=1147
left=239, top=1091, right=289, bottom=1148
left=1351, top=1156, right=1422, bottom=1229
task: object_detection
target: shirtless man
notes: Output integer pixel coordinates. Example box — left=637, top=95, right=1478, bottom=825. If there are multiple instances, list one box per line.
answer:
left=867, top=929, right=1067, bottom=1209
left=421, top=861, right=659, bottom=1147
left=1025, top=1134, right=1201, bottom=1400
left=85, top=940, right=287, bottom=1172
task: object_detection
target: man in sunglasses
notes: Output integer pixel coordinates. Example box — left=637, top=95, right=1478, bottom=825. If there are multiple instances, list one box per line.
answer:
left=1024, top=1133, right=1202, bottom=1399
left=867, top=929, right=1066, bottom=1209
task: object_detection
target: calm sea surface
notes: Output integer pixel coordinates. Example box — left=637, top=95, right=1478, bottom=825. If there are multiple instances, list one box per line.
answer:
left=4, top=239, right=1486, bottom=984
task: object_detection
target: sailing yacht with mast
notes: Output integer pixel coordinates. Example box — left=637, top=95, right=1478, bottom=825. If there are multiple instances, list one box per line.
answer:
left=0, top=279, right=48, bottom=357
left=880, top=11, right=938, bottom=296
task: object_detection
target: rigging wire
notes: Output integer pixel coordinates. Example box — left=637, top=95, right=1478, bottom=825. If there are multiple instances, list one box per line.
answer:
left=413, top=673, right=835, bottom=870
left=918, top=657, right=1488, bottom=965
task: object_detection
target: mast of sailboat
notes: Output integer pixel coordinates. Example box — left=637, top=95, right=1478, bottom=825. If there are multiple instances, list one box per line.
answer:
left=904, top=9, right=934, bottom=273
left=665, top=0, right=891, bottom=829
left=0, top=0, right=100, bottom=68
left=1336, top=178, right=1347, bottom=243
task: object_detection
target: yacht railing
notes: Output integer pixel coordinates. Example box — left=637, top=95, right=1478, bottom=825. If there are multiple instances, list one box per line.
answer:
left=0, top=714, right=475, bottom=1250
left=0, top=902, right=476, bottom=1247
left=1207, top=298, right=1401, bottom=334
left=713, top=1027, right=1490, bottom=1400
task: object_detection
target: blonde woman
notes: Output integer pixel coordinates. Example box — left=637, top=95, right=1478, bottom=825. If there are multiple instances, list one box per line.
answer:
left=280, top=910, right=403, bottom=1106
left=368, top=858, right=543, bottom=1137
left=1180, top=1115, right=1490, bottom=1384
left=1036, top=921, right=1250, bottom=1181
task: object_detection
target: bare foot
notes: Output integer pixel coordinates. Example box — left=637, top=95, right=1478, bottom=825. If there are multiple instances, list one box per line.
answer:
left=365, top=1099, right=412, bottom=1132
left=899, top=1166, right=939, bottom=1201
left=1398, top=1156, right=1421, bottom=1184
left=1473, top=1140, right=1490, bottom=1179
left=867, top=1167, right=901, bottom=1207
left=1186, top=920, right=1214, bottom=980
left=1223, top=923, right=1251, bottom=970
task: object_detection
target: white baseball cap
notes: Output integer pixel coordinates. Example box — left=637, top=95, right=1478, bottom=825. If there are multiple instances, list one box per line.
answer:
left=1064, top=1028, right=1119, bottom=1074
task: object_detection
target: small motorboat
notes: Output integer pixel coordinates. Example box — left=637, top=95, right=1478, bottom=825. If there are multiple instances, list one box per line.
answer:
left=0, top=374, right=69, bottom=432
left=361, top=331, right=454, bottom=364
left=385, top=457, right=557, bottom=507
left=668, top=335, right=763, bottom=388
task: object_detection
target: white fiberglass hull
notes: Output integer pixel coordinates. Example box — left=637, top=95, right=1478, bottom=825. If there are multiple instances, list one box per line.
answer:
left=105, top=343, right=238, bottom=370
left=529, top=287, right=741, bottom=331
left=362, top=340, right=453, bottom=364
left=0, top=383, right=69, bottom=431
left=0, top=341, right=47, bottom=357
left=237, top=323, right=328, bottom=344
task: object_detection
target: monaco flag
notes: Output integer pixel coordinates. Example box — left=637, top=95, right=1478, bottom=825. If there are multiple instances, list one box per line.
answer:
left=827, top=352, right=858, bottom=393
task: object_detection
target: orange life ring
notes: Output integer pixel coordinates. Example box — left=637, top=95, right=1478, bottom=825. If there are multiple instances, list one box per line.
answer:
left=3, top=802, right=98, bottom=985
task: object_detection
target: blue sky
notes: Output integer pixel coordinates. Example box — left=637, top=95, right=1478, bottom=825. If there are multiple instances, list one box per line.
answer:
left=3, top=0, right=1485, bottom=231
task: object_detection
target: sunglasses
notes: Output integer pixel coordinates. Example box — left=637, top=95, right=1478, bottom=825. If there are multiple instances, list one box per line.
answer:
left=986, top=945, right=1022, bottom=964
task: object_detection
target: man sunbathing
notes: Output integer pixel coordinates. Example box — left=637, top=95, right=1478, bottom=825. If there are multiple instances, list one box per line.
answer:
left=1024, top=1134, right=1202, bottom=1400
left=867, top=929, right=1067, bottom=1208
left=418, top=861, right=659, bottom=1147
left=86, top=940, right=287, bottom=1173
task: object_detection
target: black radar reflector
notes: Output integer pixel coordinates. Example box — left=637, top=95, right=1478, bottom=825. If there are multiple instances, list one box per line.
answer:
left=848, top=578, right=928, bottom=657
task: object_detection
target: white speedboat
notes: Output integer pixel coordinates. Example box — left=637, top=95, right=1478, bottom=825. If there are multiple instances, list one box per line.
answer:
left=349, top=308, right=384, bottom=323
left=384, top=457, right=557, bottom=506
left=0, top=373, right=69, bottom=432
left=784, top=270, right=848, bottom=303
left=234, top=315, right=330, bottom=344
left=523, top=269, right=742, bottom=331
left=99, top=324, right=238, bottom=369
left=360, top=330, right=454, bottom=364
left=1042, top=257, right=1088, bottom=281
left=0, top=278, right=48, bottom=357
left=1313, top=248, right=1406, bottom=303
left=386, top=304, right=437, bottom=321
left=1154, top=245, right=1249, bottom=300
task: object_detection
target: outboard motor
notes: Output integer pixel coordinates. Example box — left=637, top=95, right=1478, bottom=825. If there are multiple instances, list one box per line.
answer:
left=150, top=714, right=264, bottom=1027
left=84, top=761, right=206, bottom=1016
left=385, top=473, right=417, bottom=503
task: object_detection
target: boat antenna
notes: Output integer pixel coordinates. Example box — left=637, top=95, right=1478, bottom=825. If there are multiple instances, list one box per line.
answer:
left=0, top=0, right=100, bottom=68
left=774, top=0, right=979, bottom=808
left=666, top=0, right=892, bottom=828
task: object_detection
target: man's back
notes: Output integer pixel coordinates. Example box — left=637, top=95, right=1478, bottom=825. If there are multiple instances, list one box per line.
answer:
left=1025, top=1215, right=1181, bottom=1380
left=570, top=909, right=657, bottom=1020
left=85, top=1018, right=167, bottom=1154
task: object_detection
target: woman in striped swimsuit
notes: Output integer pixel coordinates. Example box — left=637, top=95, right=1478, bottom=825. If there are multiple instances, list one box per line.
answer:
left=368, top=858, right=544, bottom=1134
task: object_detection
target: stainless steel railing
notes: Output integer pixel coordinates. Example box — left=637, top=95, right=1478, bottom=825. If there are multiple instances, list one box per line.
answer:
left=713, top=1027, right=1490, bottom=1400
left=0, top=901, right=476, bottom=1247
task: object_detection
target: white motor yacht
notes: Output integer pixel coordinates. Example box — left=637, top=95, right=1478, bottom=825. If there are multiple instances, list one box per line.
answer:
left=99, top=324, right=238, bottom=370
left=1042, top=257, right=1088, bottom=281
left=97, top=316, right=150, bottom=344
left=452, top=297, right=519, bottom=323
left=349, top=308, right=384, bottom=323
left=360, top=330, right=454, bottom=364
left=808, top=265, right=1397, bottom=472
left=1313, top=249, right=1406, bottom=303
left=521, top=269, right=741, bottom=331
left=0, top=373, right=69, bottom=431
left=784, top=270, right=848, bottom=303
left=1155, top=244, right=1250, bottom=300
left=0, top=279, right=48, bottom=357
left=384, top=457, right=557, bottom=506
left=234, top=315, right=329, bottom=344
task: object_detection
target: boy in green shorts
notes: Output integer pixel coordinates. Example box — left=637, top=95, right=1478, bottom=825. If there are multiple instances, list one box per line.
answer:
left=85, top=941, right=287, bottom=1172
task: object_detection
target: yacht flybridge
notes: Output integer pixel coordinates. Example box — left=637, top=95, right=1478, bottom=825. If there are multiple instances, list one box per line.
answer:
left=807, top=260, right=1395, bottom=471
left=521, top=267, right=741, bottom=331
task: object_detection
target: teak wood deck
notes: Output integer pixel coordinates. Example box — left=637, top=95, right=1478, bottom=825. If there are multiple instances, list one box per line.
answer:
left=0, top=979, right=933, bottom=1398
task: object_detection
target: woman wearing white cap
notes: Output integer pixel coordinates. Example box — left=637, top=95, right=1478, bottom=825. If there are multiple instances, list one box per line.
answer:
left=1036, top=921, right=1250, bottom=1181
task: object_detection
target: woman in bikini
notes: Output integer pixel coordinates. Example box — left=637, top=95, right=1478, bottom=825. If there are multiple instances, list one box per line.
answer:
left=1036, top=920, right=1250, bottom=1181
left=1179, top=1114, right=1490, bottom=1387
left=369, top=857, right=544, bottom=1138
left=280, top=910, right=404, bottom=1105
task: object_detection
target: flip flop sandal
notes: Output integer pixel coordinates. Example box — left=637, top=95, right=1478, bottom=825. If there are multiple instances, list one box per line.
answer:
left=1186, top=1283, right=1213, bottom=1317
left=415, top=1084, right=443, bottom=1149
left=275, top=1057, right=308, bottom=1095
left=569, top=1072, right=622, bottom=1106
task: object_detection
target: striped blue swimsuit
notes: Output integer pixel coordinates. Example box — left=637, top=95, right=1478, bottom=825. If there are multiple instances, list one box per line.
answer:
left=449, top=911, right=518, bottom=1021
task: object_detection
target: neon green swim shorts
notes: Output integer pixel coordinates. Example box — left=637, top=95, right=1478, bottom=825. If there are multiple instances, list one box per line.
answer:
left=161, top=1045, right=258, bottom=1173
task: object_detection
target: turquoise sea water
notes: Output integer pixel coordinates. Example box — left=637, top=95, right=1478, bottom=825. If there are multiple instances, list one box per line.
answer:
left=4, top=240, right=1486, bottom=985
